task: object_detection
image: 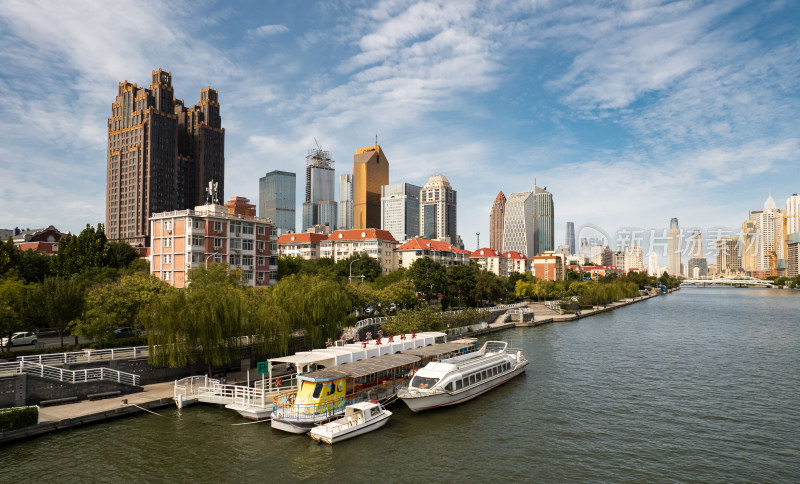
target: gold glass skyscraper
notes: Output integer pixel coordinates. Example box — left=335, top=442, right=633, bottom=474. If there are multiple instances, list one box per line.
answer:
left=352, top=145, right=389, bottom=229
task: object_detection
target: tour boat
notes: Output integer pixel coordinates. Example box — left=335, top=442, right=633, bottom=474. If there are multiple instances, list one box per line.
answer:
left=398, top=341, right=527, bottom=412
left=308, top=401, right=391, bottom=444
left=270, top=336, right=478, bottom=433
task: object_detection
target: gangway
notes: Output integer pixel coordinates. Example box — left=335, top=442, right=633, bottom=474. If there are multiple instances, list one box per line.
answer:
left=173, top=375, right=299, bottom=420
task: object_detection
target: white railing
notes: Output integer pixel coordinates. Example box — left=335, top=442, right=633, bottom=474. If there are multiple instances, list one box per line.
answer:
left=6, top=361, right=140, bottom=386
left=18, top=346, right=149, bottom=366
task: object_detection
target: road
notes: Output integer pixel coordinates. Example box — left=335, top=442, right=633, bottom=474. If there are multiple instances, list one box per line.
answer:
left=4, top=334, right=92, bottom=353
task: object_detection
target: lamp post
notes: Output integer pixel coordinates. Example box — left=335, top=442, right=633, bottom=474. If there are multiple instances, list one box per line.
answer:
left=349, top=258, right=357, bottom=284
left=205, top=251, right=218, bottom=270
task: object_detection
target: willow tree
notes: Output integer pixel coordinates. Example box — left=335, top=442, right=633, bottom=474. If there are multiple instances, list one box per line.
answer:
left=243, top=288, right=292, bottom=357
left=145, top=264, right=247, bottom=375
left=28, top=276, right=84, bottom=346
left=270, top=274, right=351, bottom=347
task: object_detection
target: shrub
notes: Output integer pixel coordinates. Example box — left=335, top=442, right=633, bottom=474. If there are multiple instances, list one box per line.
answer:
left=0, top=406, right=38, bottom=431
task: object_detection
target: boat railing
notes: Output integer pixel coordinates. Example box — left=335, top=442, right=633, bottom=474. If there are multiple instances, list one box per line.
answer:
left=253, top=375, right=299, bottom=393
left=272, top=381, right=400, bottom=422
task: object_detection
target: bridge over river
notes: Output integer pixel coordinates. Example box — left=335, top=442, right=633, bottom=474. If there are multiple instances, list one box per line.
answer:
left=681, top=276, right=773, bottom=287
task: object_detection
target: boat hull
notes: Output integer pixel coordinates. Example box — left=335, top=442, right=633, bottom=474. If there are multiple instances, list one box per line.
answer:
left=309, top=411, right=391, bottom=444
left=400, top=361, right=528, bottom=412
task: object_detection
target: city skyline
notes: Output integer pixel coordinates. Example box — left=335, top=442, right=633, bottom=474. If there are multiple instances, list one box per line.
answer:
left=1, top=1, right=798, bottom=251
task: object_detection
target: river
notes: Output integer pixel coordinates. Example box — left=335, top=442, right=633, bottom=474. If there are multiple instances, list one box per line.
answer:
left=2, top=287, right=799, bottom=483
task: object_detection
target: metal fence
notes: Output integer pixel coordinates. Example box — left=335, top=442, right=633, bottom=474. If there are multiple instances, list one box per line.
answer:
left=1, top=360, right=140, bottom=386
left=18, top=346, right=149, bottom=366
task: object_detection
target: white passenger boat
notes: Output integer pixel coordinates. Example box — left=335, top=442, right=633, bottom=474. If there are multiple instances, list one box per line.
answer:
left=308, top=401, right=391, bottom=444
left=398, top=341, right=527, bottom=412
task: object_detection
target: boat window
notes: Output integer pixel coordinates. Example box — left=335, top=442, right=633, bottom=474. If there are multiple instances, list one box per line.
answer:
left=312, top=383, right=324, bottom=399
left=482, top=370, right=487, bottom=379
left=469, top=375, right=475, bottom=385
left=445, top=382, right=453, bottom=391
left=411, top=375, right=439, bottom=389
left=456, top=380, right=463, bottom=390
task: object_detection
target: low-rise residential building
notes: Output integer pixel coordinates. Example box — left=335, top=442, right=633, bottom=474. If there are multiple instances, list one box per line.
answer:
left=503, top=251, right=530, bottom=274
left=581, top=265, right=623, bottom=279
left=277, top=233, right=328, bottom=260
left=320, top=229, right=399, bottom=274
left=150, top=203, right=276, bottom=288
left=12, top=226, right=62, bottom=254
left=531, top=252, right=566, bottom=281
left=395, top=238, right=470, bottom=269
left=470, top=248, right=507, bottom=277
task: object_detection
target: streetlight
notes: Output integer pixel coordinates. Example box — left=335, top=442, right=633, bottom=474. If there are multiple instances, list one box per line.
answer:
left=349, top=258, right=357, bottom=284
left=205, top=251, right=218, bottom=269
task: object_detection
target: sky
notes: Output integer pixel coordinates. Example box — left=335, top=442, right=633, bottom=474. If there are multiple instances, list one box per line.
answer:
left=1, top=0, right=798, bottom=265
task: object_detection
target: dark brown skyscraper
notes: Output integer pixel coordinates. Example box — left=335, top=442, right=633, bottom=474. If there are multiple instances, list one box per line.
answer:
left=489, top=190, right=506, bottom=251
left=106, top=69, right=225, bottom=246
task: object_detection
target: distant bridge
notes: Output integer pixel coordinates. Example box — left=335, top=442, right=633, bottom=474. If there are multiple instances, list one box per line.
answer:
left=681, top=276, right=773, bottom=287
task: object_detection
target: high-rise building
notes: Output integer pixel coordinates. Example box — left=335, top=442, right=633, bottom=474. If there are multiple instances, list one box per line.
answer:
left=302, top=148, right=336, bottom=232
left=716, top=236, right=742, bottom=275
left=353, top=145, right=389, bottom=229
left=502, top=191, right=534, bottom=257
left=668, top=217, right=681, bottom=277
left=787, top=194, right=800, bottom=235
left=534, top=184, right=554, bottom=254
left=624, top=244, right=644, bottom=272
left=381, top=182, right=421, bottom=242
left=259, top=170, right=296, bottom=235
left=687, top=230, right=708, bottom=277
left=489, top=191, right=506, bottom=252
left=106, top=68, right=224, bottom=246
left=740, top=219, right=758, bottom=274
left=757, top=195, right=780, bottom=272
left=565, top=221, right=576, bottom=255
left=648, top=251, right=659, bottom=275
left=419, top=175, right=457, bottom=244
left=338, top=174, right=353, bottom=230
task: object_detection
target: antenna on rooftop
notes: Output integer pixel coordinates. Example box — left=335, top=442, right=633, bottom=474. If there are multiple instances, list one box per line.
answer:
left=314, top=138, right=321, bottom=150
left=476, top=232, right=480, bottom=249
left=375, top=133, right=378, bottom=145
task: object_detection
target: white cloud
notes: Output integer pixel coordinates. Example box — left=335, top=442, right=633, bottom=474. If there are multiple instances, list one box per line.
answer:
left=248, top=24, right=289, bottom=37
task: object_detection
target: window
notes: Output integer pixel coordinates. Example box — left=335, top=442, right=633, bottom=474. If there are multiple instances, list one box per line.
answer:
left=469, top=375, right=475, bottom=385
left=164, top=220, right=172, bottom=232
left=163, top=254, right=172, bottom=264
left=258, top=241, right=266, bottom=251
left=214, top=221, right=222, bottom=233
left=257, top=257, right=265, bottom=266
left=242, top=223, right=254, bottom=234
left=163, top=238, right=172, bottom=248
left=191, top=236, right=204, bottom=246
left=230, top=239, right=242, bottom=249
left=244, top=271, right=253, bottom=281
left=214, top=238, right=223, bottom=249
left=242, top=255, right=253, bottom=266
left=163, top=271, right=171, bottom=281
left=230, top=222, right=241, bottom=234
left=257, top=272, right=265, bottom=283
left=229, top=254, right=240, bottom=265
left=242, top=240, right=253, bottom=251
left=456, top=380, right=463, bottom=390
left=257, top=226, right=266, bottom=235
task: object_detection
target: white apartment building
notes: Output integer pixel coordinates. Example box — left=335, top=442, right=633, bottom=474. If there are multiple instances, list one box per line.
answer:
left=320, top=229, right=399, bottom=274
left=395, top=238, right=470, bottom=269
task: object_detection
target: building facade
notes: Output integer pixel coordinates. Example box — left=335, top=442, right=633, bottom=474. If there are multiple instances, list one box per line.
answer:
left=715, top=236, right=742, bottom=275
left=757, top=195, right=780, bottom=272
left=107, top=69, right=224, bottom=246
left=419, top=175, right=457, bottom=244
left=277, top=232, right=328, bottom=260
left=259, top=170, right=296, bottom=235
left=503, top=251, right=531, bottom=274
left=667, top=218, right=681, bottom=277
left=534, top=184, right=554, bottom=254
left=149, top=203, right=276, bottom=288
left=502, top=191, right=534, bottom=258
left=787, top=194, right=800, bottom=236
left=225, top=196, right=255, bottom=216
left=352, top=145, right=389, bottom=229
left=470, top=248, right=507, bottom=277
left=489, top=191, right=506, bottom=252
left=623, top=244, right=644, bottom=273
left=320, top=229, right=398, bottom=274
left=338, top=174, right=353, bottom=230
left=395, top=238, right=470, bottom=269
left=531, top=252, right=565, bottom=281
left=381, top=182, right=421, bottom=243
left=302, top=148, right=336, bottom=232
left=565, top=221, right=576, bottom=255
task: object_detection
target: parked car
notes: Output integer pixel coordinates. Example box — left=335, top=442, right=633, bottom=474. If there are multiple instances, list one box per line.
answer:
left=364, top=306, right=375, bottom=314
left=1, top=332, right=38, bottom=347
left=113, top=327, right=136, bottom=338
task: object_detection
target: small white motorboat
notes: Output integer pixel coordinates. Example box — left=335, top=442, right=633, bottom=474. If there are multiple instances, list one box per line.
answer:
left=308, top=401, right=391, bottom=444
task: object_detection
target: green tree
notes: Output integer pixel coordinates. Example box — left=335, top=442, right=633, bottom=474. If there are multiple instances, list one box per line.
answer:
left=377, top=280, right=418, bottom=311
left=446, top=263, right=479, bottom=308
left=50, top=224, right=110, bottom=277
left=408, top=257, right=447, bottom=299
left=0, top=278, right=29, bottom=350
left=474, top=271, right=504, bottom=306
left=337, top=253, right=382, bottom=283
left=0, top=237, right=21, bottom=277
left=28, top=276, right=84, bottom=346
left=382, top=305, right=443, bottom=335
left=75, top=273, right=171, bottom=346
left=106, top=241, right=141, bottom=269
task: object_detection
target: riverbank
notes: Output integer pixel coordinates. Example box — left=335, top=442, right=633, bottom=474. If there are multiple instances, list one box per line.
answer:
left=0, top=291, right=667, bottom=445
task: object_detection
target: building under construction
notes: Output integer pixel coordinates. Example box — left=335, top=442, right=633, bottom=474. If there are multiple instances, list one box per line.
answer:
left=302, top=147, right=337, bottom=232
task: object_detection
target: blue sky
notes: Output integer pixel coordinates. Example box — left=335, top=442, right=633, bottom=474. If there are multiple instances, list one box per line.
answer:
left=1, top=0, right=798, bottom=262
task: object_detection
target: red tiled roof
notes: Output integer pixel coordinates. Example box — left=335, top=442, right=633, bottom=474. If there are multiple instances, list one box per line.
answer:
left=396, top=238, right=461, bottom=252
left=502, top=251, right=527, bottom=259
left=495, top=191, right=506, bottom=201
left=327, top=229, right=397, bottom=243
left=470, top=248, right=502, bottom=258
left=583, top=265, right=622, bottom=271
left=278, top=233, right=328, bottom=244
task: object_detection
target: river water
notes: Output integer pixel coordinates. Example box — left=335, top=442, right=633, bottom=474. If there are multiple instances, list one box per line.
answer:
left=2, top=287, right=799, bottom=483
